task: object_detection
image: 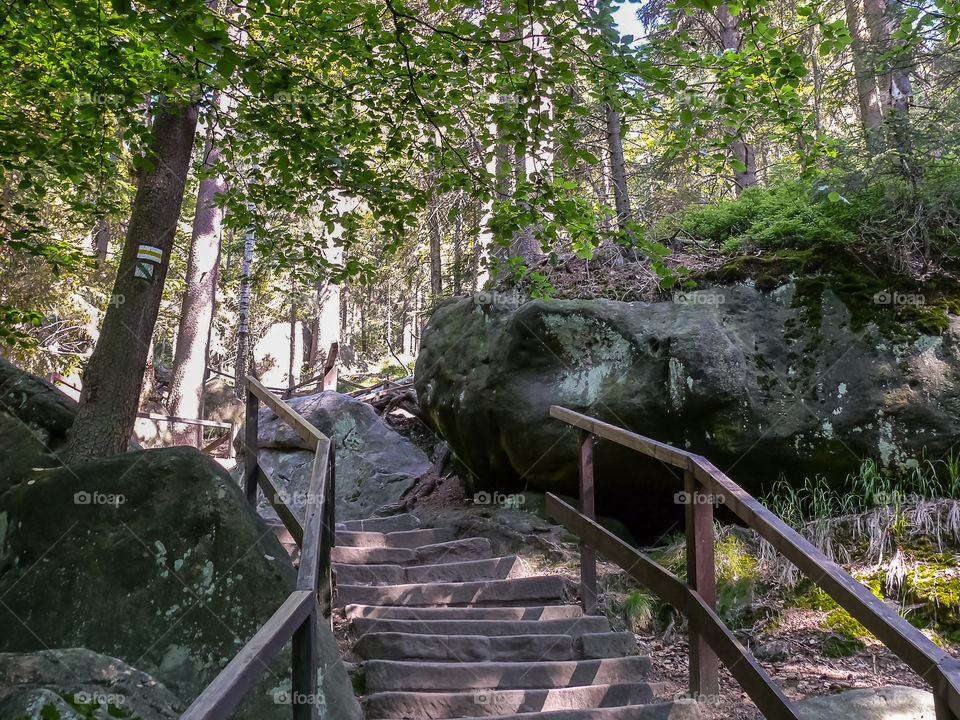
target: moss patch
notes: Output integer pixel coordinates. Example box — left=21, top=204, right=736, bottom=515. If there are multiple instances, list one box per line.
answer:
left=697, top=244, right=960, bottom=342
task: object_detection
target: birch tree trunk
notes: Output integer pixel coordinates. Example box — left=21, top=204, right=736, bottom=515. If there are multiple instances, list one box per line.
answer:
left=168, top=97, right=228, bottom=446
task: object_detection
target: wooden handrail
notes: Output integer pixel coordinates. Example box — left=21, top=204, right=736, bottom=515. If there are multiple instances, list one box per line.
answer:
left=546, top=494, right=801, bottom=718
left=179, top=591, right=315, bottom=720
left=180, top=377, right=338, bottom=720
left=548, top=405, right=960, bottom=719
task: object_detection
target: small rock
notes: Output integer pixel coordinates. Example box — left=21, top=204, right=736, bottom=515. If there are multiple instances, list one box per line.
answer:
left=753, top=641, right=788, bottom=662
left=796, top=685, right=936, bottom=719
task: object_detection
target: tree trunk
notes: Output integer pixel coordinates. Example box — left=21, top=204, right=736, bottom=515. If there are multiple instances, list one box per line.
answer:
left=92, top=217, right=110, bottom=262
left=234, top=168, right=257, bottom=396
left=64, top=99, right=199, bottom=462
left=168, top=114, right=227, bottom=446
left=606, top=100, right=632, bottom=231
left=843, top=0, right=884, bottom=152
left=429, top=197, right=442, bottom=297
left=287, top=291, right=297, bottom=394
left=453, top=192, right=463, bottom=295
left=863, top=0, right=913, bottom=151
left=718, top=5, right=757, bottom=193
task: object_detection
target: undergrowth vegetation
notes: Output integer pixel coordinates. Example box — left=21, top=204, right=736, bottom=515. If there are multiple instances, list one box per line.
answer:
left=611, top=453, right=960, bottom=654
left=665, top=165, right=960, bottom=278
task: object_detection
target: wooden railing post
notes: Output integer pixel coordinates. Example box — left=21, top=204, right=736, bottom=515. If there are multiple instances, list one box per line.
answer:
left=319, top=446, right=335, bottom=623
left=244, top=385, right=259, bottom=507
left=291, top=607, right=319, bottom=720
left=684, top=468, right=719, bottom=699
left=579, top=429, right=597, bottom=615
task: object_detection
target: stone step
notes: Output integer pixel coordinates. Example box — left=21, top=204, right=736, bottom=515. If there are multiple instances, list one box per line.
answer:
left=355, top=631, right=638, bottom=663
left=331, top=537, right=493, bottom=566
left=352, top=616, right=611, bottom=638
left=345, top=604, right=584, bottom=621
left=335, top=555, right=525, bottom=586
left=368, top=701, right=702, bottom=720
left=335, top=527, right=456, bottom=548
left=336, top=513, right=421, bottom=533
left=364, top=682, right=665, bottom=719
left=337, top=576, right=566, bottom=608
left=364, top=656, right=653, bottom=692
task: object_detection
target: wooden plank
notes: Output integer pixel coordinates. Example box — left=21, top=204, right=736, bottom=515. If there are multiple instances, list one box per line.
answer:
left=244, top=389, right=259, bottom=507
left=692, top=455, right=960, bottom=710
left=179, top=590, right=315, bottom=720
left=256, top=467, right=305, bottom=547
left=322, top=342, right=339, bottom=392
left=549, top=405, right=694, bottom=469
left=319, top=447, right=336, bottom=622
left=546, top=493, right=804, bottom=720
left=245, top=375, right=327, bottom=451
left=201, top=433, right=230, bottom=455
left=579, top=429, right=597, bottom=615
left=291, top=605, right=319, bottom=720
left=297, top=442, right=332, bottom=592
left=684, top=469, right=718, bottom=698
left=136, top=411, right=232, bottom=429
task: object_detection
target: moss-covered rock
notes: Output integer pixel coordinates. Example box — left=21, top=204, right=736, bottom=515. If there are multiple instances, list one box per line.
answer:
left=415, top=289, right=960, bottom=535
left=0, top=447, right=361, bottom=720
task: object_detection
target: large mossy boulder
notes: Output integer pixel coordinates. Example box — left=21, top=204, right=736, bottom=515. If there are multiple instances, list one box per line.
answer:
left=414, top=287, right=960, bottom=533
left=238, top=390, right=431, bottom=521
left=0, top=446, right=361, bottom=720
left=0, top=648, right=182, bottom=720
left=0, top=357, right=78, bottom=489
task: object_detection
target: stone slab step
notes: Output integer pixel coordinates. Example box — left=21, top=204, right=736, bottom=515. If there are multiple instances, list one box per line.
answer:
left=345, top=604, right=584, bottom=621
left=368, top=701, right=702, bottom=720
left=335, top=527, right=456, bottom=548
left=335, top=555, right=525, bottom=586
left=356, top=631, right=638, bottom=662
left=352, top=616, right=611, bottom=638
left=331, top=538, right=492, bottom=566
left=338, top=576, right=566, bottom=608
left=364, top=656, right=653, bottom=692
left=580, top=632, right=638, bottom=660
left=357, top=632, right=579, bottom=662
left=364, top=682, right=665, bottom=719
left=336, top=513, right=421, bottom=533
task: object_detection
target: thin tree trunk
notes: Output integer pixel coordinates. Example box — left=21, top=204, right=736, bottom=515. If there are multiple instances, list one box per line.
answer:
left=92, top=217, right=110, bottom=262
left=287, top=291, right=297, bottom=394
left=718, top=5, right=757, bottom=193
left=863, top=0, right=913, bottom=152
left=234, top=165, right=257, bottom=396
left=453, top=192, right=463, bottom=295
left=65, top=99, right=199, bottom=462
left=429, top=198, right=442, bottom=297
left=606, top=100, right=632, bottom=231
left=168, top=109, right=227, bottom=446
left=843, top=0, right=884, bottom=152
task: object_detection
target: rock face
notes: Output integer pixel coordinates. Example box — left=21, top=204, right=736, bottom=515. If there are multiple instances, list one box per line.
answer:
left=0, top=648, right=182, bottom=720
left=242, top=391, right=431, bottom=521
left=0, top=357, right=78, bottom=491
left=795, top=685, right=935, bottom=719
left=0, top=446, right=361, bottom=720
left=415, top=288, right=960, bottom=531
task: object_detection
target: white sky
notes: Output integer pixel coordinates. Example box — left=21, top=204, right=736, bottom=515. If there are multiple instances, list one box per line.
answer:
left=611, top=0, right=646, bottom=44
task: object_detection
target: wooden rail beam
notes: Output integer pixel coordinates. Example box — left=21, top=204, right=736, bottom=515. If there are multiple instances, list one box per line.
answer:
left=546, top=493, right=803, bottom=719
left=179, top=591, right=315, bottom=720
left=245, top=375, right=327, bottom=451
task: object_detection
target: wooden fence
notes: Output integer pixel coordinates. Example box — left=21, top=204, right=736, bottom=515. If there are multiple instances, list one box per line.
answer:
left=179, top=375, right=336, bottom=720
left=547, top=405, right=960, bottom=720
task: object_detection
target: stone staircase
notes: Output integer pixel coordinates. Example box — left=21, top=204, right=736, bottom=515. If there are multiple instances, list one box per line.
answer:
left=333, top=513, right=701, bottom=720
